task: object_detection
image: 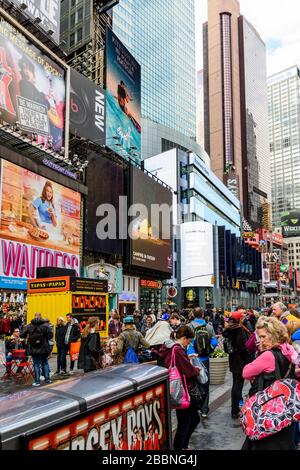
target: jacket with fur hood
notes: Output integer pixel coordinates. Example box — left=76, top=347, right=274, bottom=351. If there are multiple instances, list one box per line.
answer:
left=158, top=339, right=199, bottom=387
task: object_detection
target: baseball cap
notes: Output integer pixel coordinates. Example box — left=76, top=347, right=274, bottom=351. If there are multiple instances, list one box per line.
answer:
left=123, top=316, right=134, bottom=324
left=160, top=313, right=170, bottom=321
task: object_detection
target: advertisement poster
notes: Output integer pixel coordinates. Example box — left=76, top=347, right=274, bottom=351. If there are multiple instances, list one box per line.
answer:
left=70, top=69, right=106, bottom=145
left=27, top=384, right=168, bottom=450
left=106, top=28, right=141, bottom=164
left=0, top=160, right=81, bottom=279
left=130, top=166, right=173, bottom=274
left=10, top=0, right=61, bottom=44
left=281, top=210, right=300, bottom=238
left=0, top=15, right=65, bottom=151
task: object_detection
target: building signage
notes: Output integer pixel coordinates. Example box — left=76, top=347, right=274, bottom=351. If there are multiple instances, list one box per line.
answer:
left=72, top=294, right=106, bottom=313
left=281, top=210, right=300, bottom=238
left=70, top=278, right=108, bottom=293
left=140, top=279, right=162, bottom=290
left=224, top=173, right=240, bottom=201
left=10, top=0, right=61, bottom=44
left=167, top=286, right=177, bottom=298
left=0, top=15, right=65, bottom=151
left=27, top=384, right=167, bottom=450
left=27, top=277, right=69, bottom=293
left=85, top=264, right=121, bottom=294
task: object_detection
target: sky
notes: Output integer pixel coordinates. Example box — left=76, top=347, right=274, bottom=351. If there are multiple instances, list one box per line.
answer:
left=195, top=0, right=300, bottom=77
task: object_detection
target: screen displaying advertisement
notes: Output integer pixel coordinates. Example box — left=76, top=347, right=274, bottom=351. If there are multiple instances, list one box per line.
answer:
left=10, top=1, right=61, bottom=44
left=181, top=222, right=214, bottom=288
left=130, top=166, right=173, bottom=274
left=85, top=152, right=124, bottom=256
left=106, top=28, right=141, bottom=164
left=27, top=384, right=168, bottom=450
left=0, top=15, right=65, bottom=151
left=70, top=69, right=106, bottom=145
left=0, top=160, right=81, bottom=279
left=281, top=210, right=300, bottom=238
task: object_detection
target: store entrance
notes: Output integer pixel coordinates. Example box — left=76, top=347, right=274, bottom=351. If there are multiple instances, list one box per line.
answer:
left=119, top=303, right=136, bottom=318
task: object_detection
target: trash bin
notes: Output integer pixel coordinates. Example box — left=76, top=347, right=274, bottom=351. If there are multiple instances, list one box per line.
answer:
left=0, top=364, right=171, bottom=450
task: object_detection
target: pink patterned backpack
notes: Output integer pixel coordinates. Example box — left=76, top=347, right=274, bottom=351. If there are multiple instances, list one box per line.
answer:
left=240, top=378, right=300, bottom=440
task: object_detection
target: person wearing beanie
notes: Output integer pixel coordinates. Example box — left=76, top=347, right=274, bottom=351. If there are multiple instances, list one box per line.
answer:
left=116, top=316, right=150, bottom=360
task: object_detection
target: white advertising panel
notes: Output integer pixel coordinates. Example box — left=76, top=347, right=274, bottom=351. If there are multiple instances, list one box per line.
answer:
left=180, top=222, right=214, bottom=288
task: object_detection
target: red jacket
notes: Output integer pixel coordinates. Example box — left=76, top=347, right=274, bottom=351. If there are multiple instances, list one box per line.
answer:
left=158, top=342, right=199, bottom=386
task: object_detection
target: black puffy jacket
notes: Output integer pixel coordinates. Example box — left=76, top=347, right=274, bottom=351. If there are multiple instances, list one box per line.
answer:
left=21, top=318, right=53, bottom=356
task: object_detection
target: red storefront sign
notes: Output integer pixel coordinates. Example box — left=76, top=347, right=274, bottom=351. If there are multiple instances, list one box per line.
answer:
left=140, top=279, right=162, bottom=289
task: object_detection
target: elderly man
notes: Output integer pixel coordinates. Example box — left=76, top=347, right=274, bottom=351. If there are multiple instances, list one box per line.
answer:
left=272, top=302, right=299, bottom=323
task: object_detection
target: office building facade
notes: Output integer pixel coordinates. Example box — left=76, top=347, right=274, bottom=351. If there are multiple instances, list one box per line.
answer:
left=268, top=66, right=300, bottom=229
left=203, top=0, right=271, bottom=228
left=197, top=70, right=205, bottom=147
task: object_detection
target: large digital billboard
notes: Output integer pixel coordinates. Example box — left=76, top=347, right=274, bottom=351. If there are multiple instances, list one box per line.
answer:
left=130, top=166, right=172, bottom=274
left=70, top=69, right=106, bottom=145
left=281, top=210, right=300, bottom=238
left=0, top=15, right=65, bottom=151
left=0, top=160, right=81, bottom=280
left=10, top=1, right=61, bottom=44
left=106, top=28, right=141, bottom=164
left=85, top=152, right=124, bottom=256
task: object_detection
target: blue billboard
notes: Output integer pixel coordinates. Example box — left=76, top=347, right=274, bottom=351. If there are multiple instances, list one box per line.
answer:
left=106, top=28, right=141, bottom=164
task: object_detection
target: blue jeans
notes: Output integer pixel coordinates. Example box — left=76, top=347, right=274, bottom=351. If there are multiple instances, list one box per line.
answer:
left=32, top=355, right=50, bottom=383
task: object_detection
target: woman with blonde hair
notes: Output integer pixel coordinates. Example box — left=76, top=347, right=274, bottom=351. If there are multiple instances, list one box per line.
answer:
left=54, top=316, right=66, bottom=375
left=78, top=317, right=104, bottom=373
left=242, top=316, right=297, bottom=450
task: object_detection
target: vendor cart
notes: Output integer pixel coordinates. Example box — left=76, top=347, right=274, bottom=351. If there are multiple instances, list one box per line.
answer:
left=0, top=364, right=172, bottom=450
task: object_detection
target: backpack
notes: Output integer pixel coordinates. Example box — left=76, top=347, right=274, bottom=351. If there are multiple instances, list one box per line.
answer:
left=193, top=325, right=210, bottom=356
left=124, top=347, right=140, bottom=364
left=28, top=325, right=44, bottom=348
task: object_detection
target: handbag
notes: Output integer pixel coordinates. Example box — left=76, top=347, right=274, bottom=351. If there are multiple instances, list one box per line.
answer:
left=240, top=378, right=300, bottom=441
left=190, top=356, right=208, bottom=384
left=69, top=341, right=80, bottom=361
left=188, top=381, right=205, bottom=409
left=168, top=346, right=190, bottom=410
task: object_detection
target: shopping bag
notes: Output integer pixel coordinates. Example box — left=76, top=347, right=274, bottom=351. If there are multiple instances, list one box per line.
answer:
left=190, top=355, right=208, bottom=384
left=240, top=378, right=300, bottom=441
left=168, top=346, right=190, bottom=409
left=69, top=341, right=80, bottom=361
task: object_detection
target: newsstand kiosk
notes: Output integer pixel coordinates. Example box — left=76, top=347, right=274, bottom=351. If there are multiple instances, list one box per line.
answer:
left=27, top=277, right=109, bottom=340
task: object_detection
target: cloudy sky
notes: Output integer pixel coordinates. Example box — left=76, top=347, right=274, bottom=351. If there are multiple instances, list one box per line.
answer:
left=195, top=0, right=300, bottom=76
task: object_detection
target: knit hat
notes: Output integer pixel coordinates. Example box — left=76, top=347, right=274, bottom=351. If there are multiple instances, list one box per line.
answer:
left=160, top=313, right=170, bottom=321
left=123, top=316, right=135, bottom=324
left=230, top=311, right=243, bottom=322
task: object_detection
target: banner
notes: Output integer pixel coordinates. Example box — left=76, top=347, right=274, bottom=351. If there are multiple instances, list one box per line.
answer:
left=27, top=384, right=167, bottom=450
left=0, top=15, right=65, bottom=151
left=70, top=69, right=106, bottom=145
left=0, top=160, right=81, bottom=279
left=106, top=28, right=141, bottom=164
left=10, top=0, right=61, bottom=44
left=281, top=210, right=300, bottom=238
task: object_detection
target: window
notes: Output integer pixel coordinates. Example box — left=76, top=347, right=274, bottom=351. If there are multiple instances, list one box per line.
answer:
left=78, top=7, right=83, bottom=22
left=70, top=32, right=75, bottom=47
left=71, top=0, right=76, bottom=7
left=77, top=27, right=82, bottom=43
left=70, top=13, right=75, bottom=27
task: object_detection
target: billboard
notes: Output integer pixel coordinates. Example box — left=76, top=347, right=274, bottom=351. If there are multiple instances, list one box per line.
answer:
left=27, top=384, right=168, bottom=450
left=281, top=210, right=300, bottom=238
left=85, top=152, right=124, bottom=256
left=0, top=160, right=81, bottom=279
left=130, top=166, right=173, bottom=274
left=181, top=222, right=214, bottom=288
left=0, top=15, right=65, bottom=151
left=10, top=1, right=61, bottom=44
left=70, top=69, right=106, bottom=145
left=106, top=28, right=141, bottom=164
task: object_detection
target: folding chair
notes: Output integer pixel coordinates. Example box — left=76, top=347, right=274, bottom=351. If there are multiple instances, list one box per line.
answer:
left=11, top=350, right=34, bottom=384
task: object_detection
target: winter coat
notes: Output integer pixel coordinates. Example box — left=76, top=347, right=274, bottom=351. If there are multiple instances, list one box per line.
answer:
left=55, top=324, right=66, bottom=349
left=144, top=321, right=173, bottom=347
left=223, top=323, right=252, bottom=374
left=116, top=326, right=150, bottom=354
left=108, top=319, right=123, bottom=338
left=78, top=332, right=103, bottom=371
left=158, top=339, right=199, bottom=387
left=21, top=318, right=53, bottom=356
left=63, top=321, right=81, bottom=345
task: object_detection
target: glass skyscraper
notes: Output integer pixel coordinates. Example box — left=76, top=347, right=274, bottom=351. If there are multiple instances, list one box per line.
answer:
left=268, top=66, right=300, bottom=228
left=112, top=0, right=197, bottom=158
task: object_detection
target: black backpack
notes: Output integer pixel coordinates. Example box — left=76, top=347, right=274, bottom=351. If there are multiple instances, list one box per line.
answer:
left=28, top=325, right=44, bottom=348
left=193, top=325, right=210, bottom=356
left=223, top=336, right=235, bottom=354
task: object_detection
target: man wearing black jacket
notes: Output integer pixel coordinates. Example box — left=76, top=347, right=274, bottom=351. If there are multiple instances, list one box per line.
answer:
left=223, top=311, right=252, bottom=419
left=60, top=314, right=80, bottom=374
left=21, top=313, right=53, bottom=386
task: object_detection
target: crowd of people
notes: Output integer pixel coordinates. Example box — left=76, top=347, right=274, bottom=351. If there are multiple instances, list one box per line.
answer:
left=1, top=302, right=300, bottom=450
